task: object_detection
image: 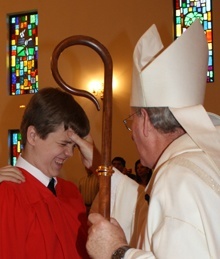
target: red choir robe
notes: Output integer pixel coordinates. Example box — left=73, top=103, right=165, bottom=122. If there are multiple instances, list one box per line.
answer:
left=0, top=168, right=89, bottom=259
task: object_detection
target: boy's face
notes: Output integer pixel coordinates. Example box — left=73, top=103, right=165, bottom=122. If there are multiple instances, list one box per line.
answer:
left=26, top=124, right=76, bottom=178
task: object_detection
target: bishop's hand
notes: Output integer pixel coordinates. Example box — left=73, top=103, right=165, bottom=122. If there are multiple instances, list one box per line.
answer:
left=67, top=131, right=101, bottom=172
left=86, top=213, right=128, bottom=259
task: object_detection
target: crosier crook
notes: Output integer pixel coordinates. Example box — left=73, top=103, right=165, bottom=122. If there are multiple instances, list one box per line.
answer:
left=50, top=35, right=113, bottom=220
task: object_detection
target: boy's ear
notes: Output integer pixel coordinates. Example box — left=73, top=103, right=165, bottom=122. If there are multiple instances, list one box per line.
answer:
left=26, top=125, right=37, bottom=145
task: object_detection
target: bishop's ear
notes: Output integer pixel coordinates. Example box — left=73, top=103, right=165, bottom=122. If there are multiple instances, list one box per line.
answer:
left=141, top=108, right=152, bottom=137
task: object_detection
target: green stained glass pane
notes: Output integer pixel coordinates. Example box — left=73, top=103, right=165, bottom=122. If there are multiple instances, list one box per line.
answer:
left=17, top=46, right=26, bottom=57
left=28, top=30, right=33, bottom=37
left=30, top=14, right=36, bottom=23
left=28, top=47, right=35, bottom=55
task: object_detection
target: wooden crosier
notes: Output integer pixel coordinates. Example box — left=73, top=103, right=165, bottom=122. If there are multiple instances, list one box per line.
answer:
left=50, top=35, right=113, bottom=220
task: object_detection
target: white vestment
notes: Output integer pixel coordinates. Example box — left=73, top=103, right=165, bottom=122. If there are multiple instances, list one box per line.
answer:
left=92, top=132, right=220, bottom=258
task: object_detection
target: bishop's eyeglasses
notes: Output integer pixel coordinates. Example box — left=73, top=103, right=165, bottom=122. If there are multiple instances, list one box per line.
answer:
left=123, top=110, right=140, bottom=131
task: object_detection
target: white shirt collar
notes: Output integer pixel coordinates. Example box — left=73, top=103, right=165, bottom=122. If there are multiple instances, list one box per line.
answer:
left=16, top=155, right=57, bottom=187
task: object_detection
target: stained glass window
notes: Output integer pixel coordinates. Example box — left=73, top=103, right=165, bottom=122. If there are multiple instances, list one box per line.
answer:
left=174, top=0, right=213, bottom=82
left=9, top=12, right=38, bottom=95
left=9, top=130, right=23, bottom=166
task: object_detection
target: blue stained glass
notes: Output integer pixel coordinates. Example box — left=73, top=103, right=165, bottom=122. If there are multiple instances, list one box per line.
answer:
left=183, top=8, right=188, bottom=15
left=12, top=134, right=17, bottom=144
left=12, top=74, right=16, bottom=84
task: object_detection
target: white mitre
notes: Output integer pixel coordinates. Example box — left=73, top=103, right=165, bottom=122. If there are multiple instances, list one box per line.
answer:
left=131, top=19, right=220, bottom=174
left=130, top=19, right=207, bottom=108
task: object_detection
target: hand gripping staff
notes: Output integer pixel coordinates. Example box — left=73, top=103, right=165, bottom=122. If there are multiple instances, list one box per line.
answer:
left=50, top=35, right=113, bottom=220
